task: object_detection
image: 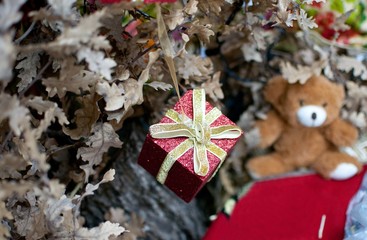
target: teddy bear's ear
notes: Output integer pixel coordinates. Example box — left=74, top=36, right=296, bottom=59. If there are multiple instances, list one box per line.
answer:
left=263, top=76, right=288, bottom=108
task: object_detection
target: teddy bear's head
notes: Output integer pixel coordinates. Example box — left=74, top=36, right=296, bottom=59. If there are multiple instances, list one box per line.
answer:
left=263, top=75, right=344, bottom=127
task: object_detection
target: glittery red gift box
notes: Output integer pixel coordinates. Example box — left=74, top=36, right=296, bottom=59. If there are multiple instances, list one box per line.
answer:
left=138, top=90, right=242, bottom=202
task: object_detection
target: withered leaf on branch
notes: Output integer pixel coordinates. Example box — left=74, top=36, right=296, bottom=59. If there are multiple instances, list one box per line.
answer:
left=77, top=124, right=122, bottom=181
left=14, top=128, right=48, bottom=173
left=44, top=195, right=74, bottom=232
left=26, top=97, right=69, bottom=138
left=96, top=81, right=125, bottom=111
left=297, top=9, right=318, bottom=29
left=184, top=0, right=199, bottom=15
left=336, top=56, right=367, bottom=80
left=280, top=60, right=324, bottom=84
left=43, top=58, right=100, bottom=98
left=241, top=42, right=262, bottom=63
left=15, top=51, right=41, bottom=93
left=0, top=201, right=12, bottom=238
left=77, top=47, right=116, bottom=81
left=0, top=34, right=16, bottom=89
left=0, top=93, right=30, bottom=136
left=63, top=94, right=101, bottom=140
left=75, top=221, right=125, bottom=240
left=198, top=0, right=224, bottom=16
left=0, top=0, right=26, bottom=32
left=105, top=208, right=145, bottom=240
left=188, top=20, right=215, bottom=45
left=165, top=9, right=184, bottom=31
left=50, top=9, right=107, bottom=53
left=0, top=154, right=30, bottom=179
left=176, top=52, right=213, bottom=81
left=202, top=71, right=223, bottom=102
left=104, top=51, right=160, bottom=124
left=81, top=169, right=115, bottom=199
left=272, top=0, right=296, bottom=27
left=48, top=0, right=76, bottom=19
left=145, top=81, right=173, bottom=91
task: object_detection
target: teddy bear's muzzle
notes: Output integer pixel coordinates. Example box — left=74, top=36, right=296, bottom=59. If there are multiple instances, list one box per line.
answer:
left=297, top=105, right=327, bottom=127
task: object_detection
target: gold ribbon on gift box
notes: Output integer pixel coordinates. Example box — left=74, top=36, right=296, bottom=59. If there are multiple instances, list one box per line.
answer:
left=149, top=89, right=242, bottom=184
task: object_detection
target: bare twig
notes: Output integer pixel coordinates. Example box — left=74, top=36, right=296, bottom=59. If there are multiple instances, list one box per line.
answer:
left=127, top=43, right=158, bottom=66
left=15, top=21, right=37, bottom=45
left=19, top=59, right=52, bottom=98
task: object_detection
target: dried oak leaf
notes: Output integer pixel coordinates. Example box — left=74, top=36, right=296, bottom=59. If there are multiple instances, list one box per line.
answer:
left=0, top=201, right=12, bottom=238
left=48, top=0, right=75, bottom=19
left=0, top=34, right=16, bottom=89
left=0, top=0, right=26, bottom=32
left=104, top=207, right=126, bottom=226
left=43, top=58, right=99, bottom=98
left=26, top=97, right=69, bottom=138
left=241, top=42, right=262, bottom=62
left=81, top=169, right=115, bottom=198
left=145, top=81, right=172, bottom=91
left=77, top=124, right=122, bottom=181
left=184, top=0, right=199, bottom=15
left=13, top=127, right=49, bottom=174
left=1, top=181, right=34, bottom=238
left=77, top=47, right=116, bottom=81
left=50, top=9, right=107, bottom=54
left=0, top=93, right=30, bottom=136
left=44, top=195, right=74, bottom=232
left=346, top=81, right=367, bottom=98
left=12, top=191, right=48, bottom=239
left=63, top=94, right=101, bottom=140
left=331, top=9, right=352, bottom=32
left=188, top=20, right=215, bottom=45
left=105, top=208, right=145, bottom=240
left=201, top=71, right=223, bottom=102
left=96, top=81, right=125, bottom=111
left=336, top=56, right=367, bottom=80
left=0, top=154, right=30, bottom=179
left=348, top=111, right=367, bottom=129
left=297, top=9, right=318, bottom=29
left=165, top=9, right=184, bottom=31
left=273, top=0, right=296, bottom=27
left=15, top=51, right=41, bottom=93
left=0, top=181, right=34, bottom=201
left=122, top=213, right=145, bottom=240
left=280, top=60, right=324, bottom=84
left=176, top=52, right=213, bottom=81
left=75, top=221, right=125, bottom=240
left=198, top=0, right=224, bottom=15
left=106, top=51, right=160, bottom=124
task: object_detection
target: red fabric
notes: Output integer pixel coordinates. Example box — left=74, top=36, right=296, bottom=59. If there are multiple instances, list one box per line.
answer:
left=204, top=166, right=367, bottom=240
left=99, top=0, right=177, bottom=3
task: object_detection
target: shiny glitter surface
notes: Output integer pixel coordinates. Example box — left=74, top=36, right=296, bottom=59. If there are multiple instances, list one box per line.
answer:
left=138, top=89, right=243, bottom=202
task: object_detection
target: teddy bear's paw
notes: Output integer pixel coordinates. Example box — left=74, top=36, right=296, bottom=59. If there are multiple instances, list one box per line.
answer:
left=330, top=163, right=359, bottom=180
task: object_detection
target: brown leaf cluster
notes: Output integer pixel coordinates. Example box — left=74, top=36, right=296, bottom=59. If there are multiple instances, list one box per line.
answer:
left=1, top=0, right=366, bottom=237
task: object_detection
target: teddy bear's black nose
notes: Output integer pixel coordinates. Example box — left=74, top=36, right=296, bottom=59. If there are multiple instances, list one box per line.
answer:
left=311, top=112, right=317, bottom=120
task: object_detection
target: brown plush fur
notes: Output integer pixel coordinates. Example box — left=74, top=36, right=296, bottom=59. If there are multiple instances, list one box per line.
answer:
left=247, top=75, right=362, bottom=179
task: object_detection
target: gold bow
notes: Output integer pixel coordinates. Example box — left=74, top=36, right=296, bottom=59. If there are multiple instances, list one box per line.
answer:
left=149, top=89, right=242, bottom=184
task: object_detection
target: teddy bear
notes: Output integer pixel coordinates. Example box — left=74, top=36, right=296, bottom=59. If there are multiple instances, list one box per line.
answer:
left=246, top=75, right=362, bottom=180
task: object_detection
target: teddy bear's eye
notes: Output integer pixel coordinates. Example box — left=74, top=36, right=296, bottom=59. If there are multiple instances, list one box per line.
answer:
left=322, top=102, right=328, bottom=108
left=299, top=99, right=304, bottom=106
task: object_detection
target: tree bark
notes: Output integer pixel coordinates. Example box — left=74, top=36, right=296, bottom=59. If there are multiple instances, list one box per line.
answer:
left=81, top=120, right=207, bottom=240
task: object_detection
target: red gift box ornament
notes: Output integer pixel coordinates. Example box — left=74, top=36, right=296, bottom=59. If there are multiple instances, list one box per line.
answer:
left=138, top=89, right=242, bottom=202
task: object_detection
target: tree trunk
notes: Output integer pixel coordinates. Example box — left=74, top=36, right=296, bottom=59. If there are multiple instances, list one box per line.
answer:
left=81, top=120, right=207, bottom=240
